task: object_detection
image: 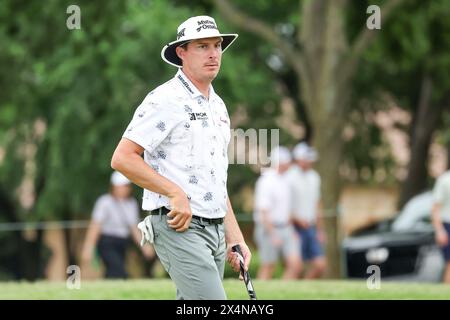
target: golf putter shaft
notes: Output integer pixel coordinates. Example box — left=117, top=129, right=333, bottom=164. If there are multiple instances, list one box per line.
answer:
left=232, top=245, right=257, bottom=300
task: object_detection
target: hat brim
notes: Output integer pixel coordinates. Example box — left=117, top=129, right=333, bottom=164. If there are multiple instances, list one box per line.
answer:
left=161, top=34, right=238, bottom=68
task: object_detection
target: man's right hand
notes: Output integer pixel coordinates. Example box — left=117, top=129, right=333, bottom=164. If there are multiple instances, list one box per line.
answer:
left=167, top=189, right=192, bottom=232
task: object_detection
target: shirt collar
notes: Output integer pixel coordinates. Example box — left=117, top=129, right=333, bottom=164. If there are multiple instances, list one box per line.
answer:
left=175, top=69, right=215, bottom=101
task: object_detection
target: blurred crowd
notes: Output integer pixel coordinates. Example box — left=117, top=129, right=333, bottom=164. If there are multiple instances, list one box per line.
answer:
left=82, top=142, right=327, bottom=281
left=83, top=143, right=450, bottom=284
left=253, top=142, right=326, bottom=280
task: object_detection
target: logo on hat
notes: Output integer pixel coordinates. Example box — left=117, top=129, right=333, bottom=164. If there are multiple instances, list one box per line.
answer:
left=177, top=28, right=185, bottom=39
left=196, top=19, right=218, bottom=32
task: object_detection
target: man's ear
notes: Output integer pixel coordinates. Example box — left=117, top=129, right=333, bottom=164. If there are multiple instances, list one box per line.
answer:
left=175, top=46, right=185, bottom=61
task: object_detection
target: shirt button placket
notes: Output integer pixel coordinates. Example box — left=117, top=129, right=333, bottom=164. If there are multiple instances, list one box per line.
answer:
left=207, top=100, right=216, bottom=127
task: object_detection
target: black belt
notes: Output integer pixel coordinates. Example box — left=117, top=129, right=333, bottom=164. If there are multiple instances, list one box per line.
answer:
left=150, top=207, right=224, bottom=225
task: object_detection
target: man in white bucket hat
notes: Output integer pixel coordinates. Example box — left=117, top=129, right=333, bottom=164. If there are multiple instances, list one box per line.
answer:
left=111, top=16, right=250, bottom=299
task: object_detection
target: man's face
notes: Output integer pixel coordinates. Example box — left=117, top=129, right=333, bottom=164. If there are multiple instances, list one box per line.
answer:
left=296, top=159, right=312, bottom=171
left=177, top=37, right=223, bottom=82
left=278, top=162, right=291, bottom=174
left=112, top=184, right=132, bottom=199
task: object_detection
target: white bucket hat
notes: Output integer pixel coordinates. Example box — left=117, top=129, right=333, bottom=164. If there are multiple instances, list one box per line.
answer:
left=161, top=15, right=238, bottom=68
left=110, top=171, right=131, bottom=186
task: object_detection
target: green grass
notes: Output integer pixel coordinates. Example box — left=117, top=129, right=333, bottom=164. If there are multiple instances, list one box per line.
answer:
left=0, top=279, right=449, bottom=299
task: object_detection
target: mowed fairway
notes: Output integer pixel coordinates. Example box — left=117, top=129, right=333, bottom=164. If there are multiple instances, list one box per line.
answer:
left=0, top=279, right=449, bottom=299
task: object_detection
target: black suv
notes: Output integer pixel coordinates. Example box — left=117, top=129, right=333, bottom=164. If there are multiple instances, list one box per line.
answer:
left=342, top=192, right=445, bottom=282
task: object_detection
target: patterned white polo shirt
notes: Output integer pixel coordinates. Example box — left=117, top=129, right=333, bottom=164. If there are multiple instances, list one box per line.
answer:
left=122, top=69, right=231, bottom=219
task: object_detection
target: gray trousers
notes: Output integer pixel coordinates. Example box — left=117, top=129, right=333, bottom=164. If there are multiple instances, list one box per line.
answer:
left=151, top=213, right=227, bottom=300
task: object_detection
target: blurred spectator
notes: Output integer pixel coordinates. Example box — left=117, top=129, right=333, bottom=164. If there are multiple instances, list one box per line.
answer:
left=81, top=171, right=155, bottom=279
left=287, top=142, right=327, bottom=279
left=253, top=146, right=302, bottom=280
left=431, top=169, right=450, bottom=283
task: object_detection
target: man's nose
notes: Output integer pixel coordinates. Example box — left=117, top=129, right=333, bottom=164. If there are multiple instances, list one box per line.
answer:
left=208, top=47, right=220, bottom=59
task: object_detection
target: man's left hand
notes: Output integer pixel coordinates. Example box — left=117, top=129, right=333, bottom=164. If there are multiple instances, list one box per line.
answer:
left=226, top=242, right=251, bottom=280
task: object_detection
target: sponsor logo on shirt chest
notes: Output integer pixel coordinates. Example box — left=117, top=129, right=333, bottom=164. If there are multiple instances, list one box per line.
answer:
left=189, top=112, right=208, bottom=121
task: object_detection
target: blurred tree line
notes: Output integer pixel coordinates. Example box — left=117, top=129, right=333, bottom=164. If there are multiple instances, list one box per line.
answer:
left=0, top=0, right=449, bottom=279
left=0, top=0, right=279, bottom=280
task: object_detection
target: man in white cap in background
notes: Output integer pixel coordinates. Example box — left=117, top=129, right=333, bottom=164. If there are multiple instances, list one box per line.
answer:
left=286, top=142, right=327, bottom=279
left=82, top=171, right=155, bottom=279
left=253, top=146, right=302, bottom=280
left=111, top=16, right=250, bottom=299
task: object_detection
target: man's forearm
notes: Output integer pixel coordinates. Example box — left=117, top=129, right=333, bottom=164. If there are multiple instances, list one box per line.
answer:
left=112, top=143, right=183, bottom=198
left=224, top=197, right=245, bottom=244
left=432, top=203, right=444, bottom=231
left=83, top=221, right=101, bottom=251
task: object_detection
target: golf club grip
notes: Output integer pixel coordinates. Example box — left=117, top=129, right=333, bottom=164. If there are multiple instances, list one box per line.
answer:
left=232, top=245, right=257, bottom=300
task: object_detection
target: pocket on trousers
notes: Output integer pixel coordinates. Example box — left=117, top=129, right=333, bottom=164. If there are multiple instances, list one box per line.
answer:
left=188, top=219, right=206, bottom=231
left=151, top=216, right=171, bottom=272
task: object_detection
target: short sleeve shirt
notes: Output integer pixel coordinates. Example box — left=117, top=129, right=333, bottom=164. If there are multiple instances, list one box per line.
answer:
left=92, top=194, right=139, bottom=238
left=286, top=166, right=321, bottom=224
left=433, top=170, right=450, bottom=223
left=253, top=168, right=293, bottom=225
left=122, top=70, right=231, bottom=219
